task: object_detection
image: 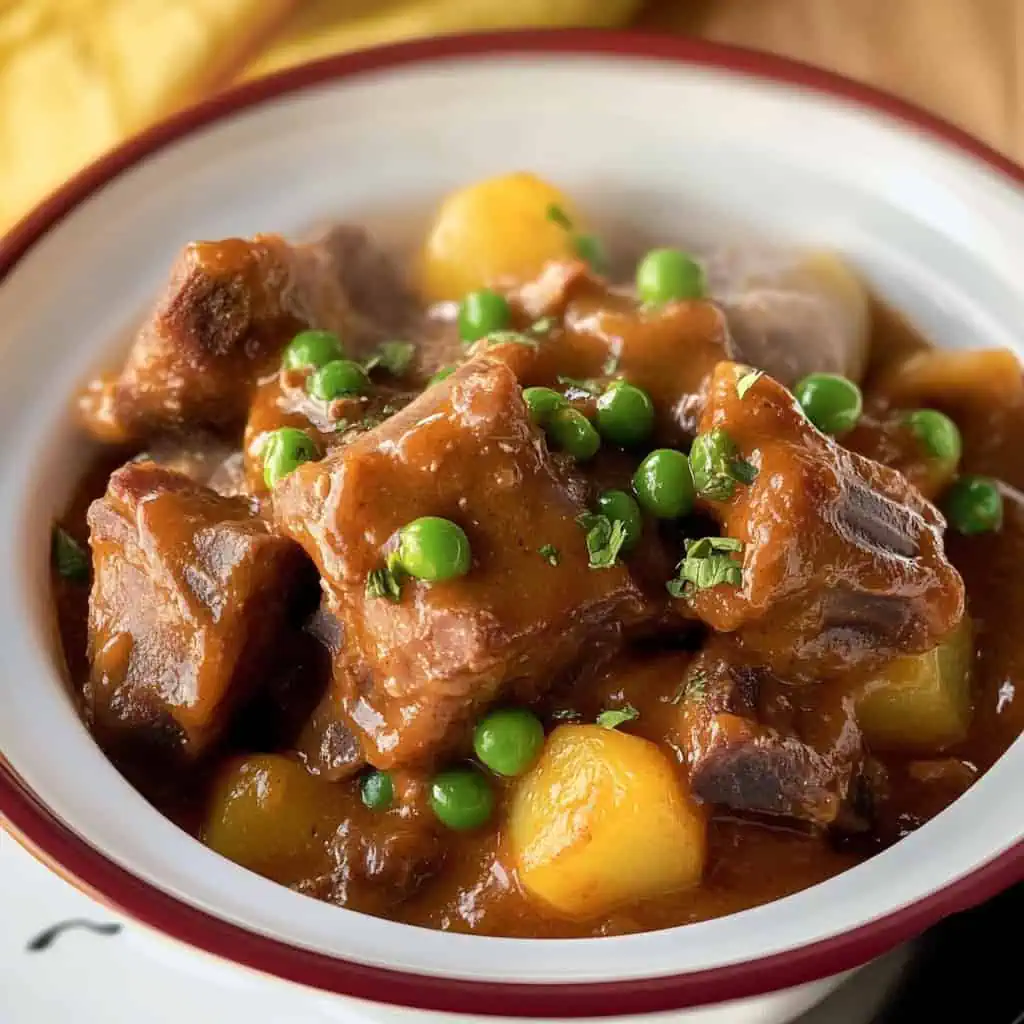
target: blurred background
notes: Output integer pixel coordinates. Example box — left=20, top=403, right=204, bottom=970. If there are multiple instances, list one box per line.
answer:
left=1, top=0, right=1019, bottom=234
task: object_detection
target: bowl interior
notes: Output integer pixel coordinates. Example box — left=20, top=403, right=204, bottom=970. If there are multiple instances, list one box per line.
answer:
left=1, top=49, right=1023, bottom=987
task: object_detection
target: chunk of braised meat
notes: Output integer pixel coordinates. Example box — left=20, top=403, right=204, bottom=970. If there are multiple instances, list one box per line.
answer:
left=301, top=772, right=445, bottom=914
left=319, top=224, right=419, bottom=336
left=274, top=358, right=651, bottom=768
left=702, top=247, right=871, bottom=386
left=85, top=462, right=311, bottom=756
left=471, top=261, right=733, bottom=443
left=133, top=437, right=246, bottom=497
left=685, top=362, right=965, bottom=677
left=676, top=639, right=864, bottom=828
left=87, top=228, right=414, bottom=441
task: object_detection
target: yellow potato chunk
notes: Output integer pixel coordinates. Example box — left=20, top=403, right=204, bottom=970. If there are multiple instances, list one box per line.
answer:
left=875, top=348, right=1023, bottom=412
left=418, top=172, right=582, bottom=301
left=509, top=725, right=706, bottom=918
left=202, top=754, right=346, bottom=883
left=856, top=616, right=974, bottom=752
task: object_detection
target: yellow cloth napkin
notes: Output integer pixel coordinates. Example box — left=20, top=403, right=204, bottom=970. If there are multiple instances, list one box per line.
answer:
left=247, top=0, right=641, bottom=78
left=0, top=0, right=639, bottom=233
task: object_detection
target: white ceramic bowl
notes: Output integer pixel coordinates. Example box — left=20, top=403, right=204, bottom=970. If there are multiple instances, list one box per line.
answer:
left=1, top=30, right=1022, bottom=1024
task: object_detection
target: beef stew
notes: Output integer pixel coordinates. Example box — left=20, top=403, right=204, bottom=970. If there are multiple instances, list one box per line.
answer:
left=51, top=172, right=1024, bottom=937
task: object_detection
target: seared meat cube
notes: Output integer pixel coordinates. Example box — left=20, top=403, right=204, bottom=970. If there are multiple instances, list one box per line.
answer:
left=677, top=639, right=864, bottom=827
left=275, top=358, right=651, bottom=767
left=98, top=228, right=416, bottom=440
left=85, top=463, right=309, bottom=756
left=319, top=225, right=419, bottom=337
left=134, top=437, right=246, bottom=497
left=684, top=362, right=965, bottom=677
left=476, top=261, right=734, bottom=443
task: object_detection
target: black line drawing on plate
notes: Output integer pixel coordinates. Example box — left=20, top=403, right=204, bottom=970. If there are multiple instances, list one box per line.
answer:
left=26, top=919, right=123, bottom=952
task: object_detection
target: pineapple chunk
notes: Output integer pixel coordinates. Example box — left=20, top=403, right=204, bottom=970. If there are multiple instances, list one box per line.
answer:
left=418, top=172, right=583, bottom=301
left=856, top=617, right=974, bottom=752
left=509, top=725, right=706, bottom=918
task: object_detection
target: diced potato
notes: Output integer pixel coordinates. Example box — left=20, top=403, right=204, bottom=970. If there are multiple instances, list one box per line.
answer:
left=855, top=616, right=974, bottom=752
left=509, top=725, right=706, bottom=918
left=875, top=349, right=1023, bottom=412
left=202, top=754, right=347, bottom=883
left=418, top=172, right=582, bottom=301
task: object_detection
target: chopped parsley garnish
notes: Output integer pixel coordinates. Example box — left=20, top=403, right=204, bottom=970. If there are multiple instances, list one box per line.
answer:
left=355, top=403, right=400, bottom=433
left=429, top=366, right=455, bottom=385
left=667, top=536, right=744, bottom=600
left=366, top=564, right=402, bottom=602
left=332, top=418, right=352, bottom=433
left=577, top=512, right=627, bottom=569
left=364, top=340, right=415, bottom=377
left=529, top=316, right=557, bottom=336
left=733, top=458, right=758, bottom=484
left=670, top=669, right=707, bottom=705
left=690, top=427, right=759, bottom=501
left=546, top=203, right=574, bottom=230
left=736, top=369, right=764, bottom=399
left=597, top=704, right=639, bottom=730
left=52, top=526, right=89, bottom=583
left=686, top=670, right=708, bottom=701
left=573, top=234, right=608, bottom=274
left=538, top=544, right=560, bottom=566
left=545, top=204, right=607, bottom=273
left=557, top=375, right=602, bottom=397
left=550, top=707, right=583, bottom=724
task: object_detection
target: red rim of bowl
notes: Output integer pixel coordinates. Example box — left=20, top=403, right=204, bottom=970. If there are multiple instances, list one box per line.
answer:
left=1, top=28, right=1023, bottom=1019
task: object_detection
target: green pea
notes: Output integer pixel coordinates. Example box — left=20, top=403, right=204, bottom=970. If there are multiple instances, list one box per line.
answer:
left=595, top=380, right=655, bottom=447
left=360, top=770, right=394, bottom=811
left=636, top=248, right=706, bottom=304
left=429, top=767, right=494, bottom=830
left=473, top=708, right=545, bottom=777
left=633, top=448, right=695, bottom=519
left=547, top=406, right=601, bottom=461
left=905, top=409, right=962, bottom=465
left=942, top=475, right=1003, bottom=535
left=282, top=329, right=344, bottom=371
left=458, top=289, right=510, bottom=343
left=262, top=427, right=320, bottom=489
left=307, top=359, right=371, bottom=400
left=396, top=516, right=471, bottom=581
left=523, top=386, right=568, bottom=425
left=793, top=373, right=863, bottom=435
left=596, top=489, right=643, bottom=551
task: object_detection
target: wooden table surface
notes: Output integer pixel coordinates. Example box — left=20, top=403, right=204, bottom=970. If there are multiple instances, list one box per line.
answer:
left=638, top=0, right=1023, bottom=161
